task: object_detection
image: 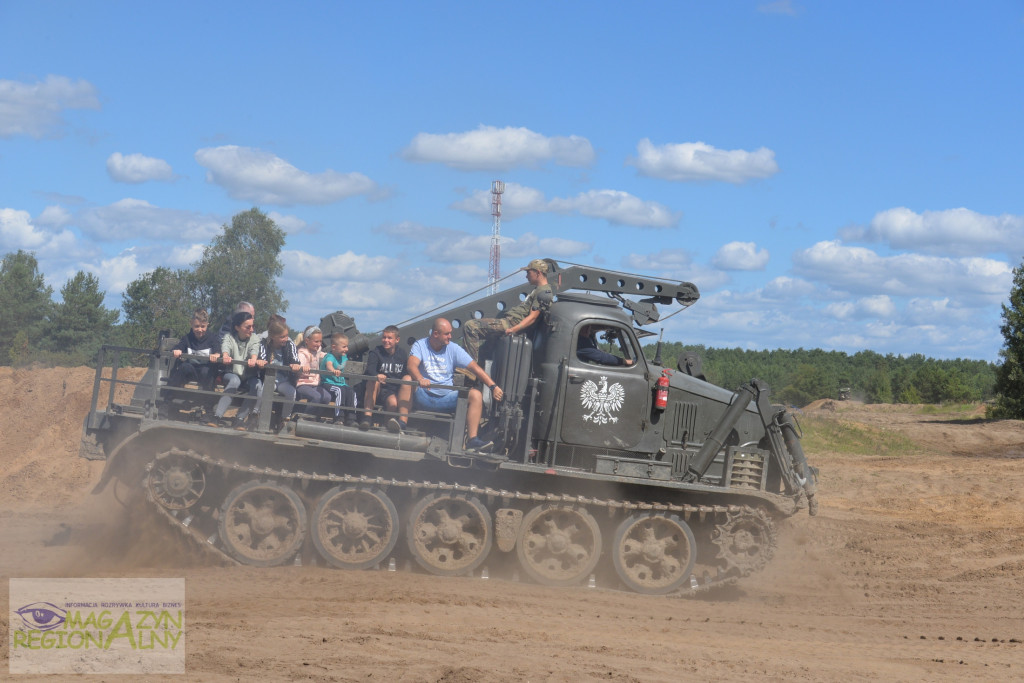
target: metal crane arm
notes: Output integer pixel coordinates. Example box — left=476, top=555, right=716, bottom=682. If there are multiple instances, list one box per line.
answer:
left=321, top=259, right=700, bottom=356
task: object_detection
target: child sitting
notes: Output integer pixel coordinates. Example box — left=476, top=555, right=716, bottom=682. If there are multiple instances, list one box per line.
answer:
left=295, top=325, right=331, bottom=416
left=360, top=324, right=409, bottom=431
left=255, top=318, right=302, bottom=423
left=168, top=309, right=221, bottom=391
left=322, top=332, right=357, bottom=426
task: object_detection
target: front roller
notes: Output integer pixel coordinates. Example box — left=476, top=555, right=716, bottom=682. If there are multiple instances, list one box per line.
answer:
left=218, top=479, right=307, bottom=567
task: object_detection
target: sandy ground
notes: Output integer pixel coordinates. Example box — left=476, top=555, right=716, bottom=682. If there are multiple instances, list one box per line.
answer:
left=1, top=367, right=1022, bottom=681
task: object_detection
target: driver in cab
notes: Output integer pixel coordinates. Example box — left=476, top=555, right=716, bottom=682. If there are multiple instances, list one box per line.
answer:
left=577, top=325, right=633, bottom=367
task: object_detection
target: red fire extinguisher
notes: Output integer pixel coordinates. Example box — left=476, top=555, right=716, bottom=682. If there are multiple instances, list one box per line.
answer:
left=654, top=370, right=671, bottom=410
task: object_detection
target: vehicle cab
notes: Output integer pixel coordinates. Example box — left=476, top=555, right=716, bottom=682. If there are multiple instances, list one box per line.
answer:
left=531, top=293, right=655, bottom=464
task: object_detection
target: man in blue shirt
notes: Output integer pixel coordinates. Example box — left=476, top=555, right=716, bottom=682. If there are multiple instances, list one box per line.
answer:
left=393, top=318, right=504, bottom=452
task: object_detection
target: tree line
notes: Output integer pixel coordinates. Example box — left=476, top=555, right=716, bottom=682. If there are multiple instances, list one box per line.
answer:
left=3, top=206, right=1023, bottom=416
left=1, top=208, right=286, bottom=366
left=643, top=342, right=998, bottom=406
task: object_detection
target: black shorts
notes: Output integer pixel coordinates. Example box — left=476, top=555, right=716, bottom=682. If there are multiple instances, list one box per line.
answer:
left=376, top=382, right=399, bottom=403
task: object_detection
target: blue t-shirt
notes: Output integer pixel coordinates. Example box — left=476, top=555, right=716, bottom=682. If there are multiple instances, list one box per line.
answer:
left=410, top=337, right=473, bottom=397
left=321, top=352, right=348, bottom=387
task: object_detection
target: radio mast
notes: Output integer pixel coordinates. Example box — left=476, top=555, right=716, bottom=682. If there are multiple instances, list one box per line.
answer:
left=488, top=180, right=504, bottom=294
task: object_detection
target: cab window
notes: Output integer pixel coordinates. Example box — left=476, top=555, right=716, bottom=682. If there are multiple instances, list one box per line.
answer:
left=574, top=323, right=638, bottom=368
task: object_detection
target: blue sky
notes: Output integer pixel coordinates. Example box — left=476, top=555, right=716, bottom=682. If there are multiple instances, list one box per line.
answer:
left=1, top=1, right=1022, bottom=361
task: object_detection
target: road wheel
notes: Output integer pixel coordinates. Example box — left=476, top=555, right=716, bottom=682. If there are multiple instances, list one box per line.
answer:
left=312, top=486, right=399, bottom=570
left=516, top=504, right=601, bottom=586
left=406, top=493, right=492, bottom=576
left=219, top=480, right=306, bottom=567
left=612, top=512, right=695, bottom=595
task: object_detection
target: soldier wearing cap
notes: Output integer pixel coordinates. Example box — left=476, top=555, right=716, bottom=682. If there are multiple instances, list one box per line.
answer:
left=462, top=258, right=554, bottom=362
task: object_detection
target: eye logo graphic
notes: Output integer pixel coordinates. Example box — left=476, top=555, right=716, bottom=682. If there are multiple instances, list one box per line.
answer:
left=14, top=602, right=67, bottom=632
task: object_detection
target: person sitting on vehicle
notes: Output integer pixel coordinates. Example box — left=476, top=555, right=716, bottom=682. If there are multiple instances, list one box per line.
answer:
left=168, top=308, right=221, bottom=391
left=360, top=324, right=410, bottom=431
left=257, top=313, right=286, bottom=341
left=462, top=258, right=554, bottom=362
left=217, top=301, right=254, bottom=338
left=295, top=325, right=331, bottom=415
left=577, top=325, right=633, bottom=367
left=209, top=311, right=261, bottom=429
left=321, top=332, right=358, bottom=426
left=255, top=318, right=302, bottom=423
left=395, top=318, right=503, bottom=452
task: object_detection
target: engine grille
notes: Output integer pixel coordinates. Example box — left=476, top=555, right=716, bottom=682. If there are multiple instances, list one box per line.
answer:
left=726, top=447, right=768, bottom=491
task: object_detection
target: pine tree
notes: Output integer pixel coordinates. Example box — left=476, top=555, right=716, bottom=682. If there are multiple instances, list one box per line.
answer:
left=990, top=258, right=1024, bottom=419
left=45, top=271, right=120, bottom=363
left=0, top=250, right=54, bottom=365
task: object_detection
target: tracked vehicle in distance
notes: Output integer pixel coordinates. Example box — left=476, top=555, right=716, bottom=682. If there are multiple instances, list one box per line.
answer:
left=80, top=259, right=818, bottom=594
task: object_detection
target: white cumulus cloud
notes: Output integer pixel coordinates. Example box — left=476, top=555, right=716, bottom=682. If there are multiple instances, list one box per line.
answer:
left=899, top=298, right=972, bottom=326
left=78, top=199, right=222, bottom=242
left=761, top=276, right=817, bottom=300
left=91, top=249, right=144, bottom=295
left=167, top=244, right=205, bottom=267
left=712, top=241, right=770, bottom=270
left=0, top=75, right=100, bottom=139
left=548, top=190, right=679, bottom=228
left=623, top=248, right=729, bottom=290
left=0, top=208, right=47, bottom=249
left=623, top=248, right=693, bottom=272
left=195, top=145, right=378, bottom=205
left=824, top=295, right=896, bottom=320
left=106, top=152, right=176, bottom=183
left=530, top=237, right=593, bottom=259
left=452, top=182, right=678, bottom=229
left=35, top=205, right=73, bottom=229
left=268, top=211, right=315, bottom=235
left=374, top=222, right=592, bottom=265
left=402, top=125, right=595, bottom=171
left=839, top=207, right=1024, bottom=258
left=282, top=250, right=397, bottom=283
left=0, top=207, right=78, bottom=255
left=628, top=139, right=779, bottom=183
left=278, top=253, right=497, bottom=331
left=450, top=183, right=555, bottom=220
left=792, top=239, right=1012, bottom=302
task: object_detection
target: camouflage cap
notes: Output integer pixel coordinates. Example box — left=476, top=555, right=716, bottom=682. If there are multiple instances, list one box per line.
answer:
left=523, top=258, right=549, bottom=274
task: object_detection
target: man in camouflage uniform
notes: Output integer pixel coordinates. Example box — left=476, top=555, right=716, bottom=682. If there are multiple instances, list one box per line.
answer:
left=463, top=258, right=554, bottom=362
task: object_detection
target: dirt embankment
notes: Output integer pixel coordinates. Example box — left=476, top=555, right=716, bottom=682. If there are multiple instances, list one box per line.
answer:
left=1, top=369, right=1022, bottom=681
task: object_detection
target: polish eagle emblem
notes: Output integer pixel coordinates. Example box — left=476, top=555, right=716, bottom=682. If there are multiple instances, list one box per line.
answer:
left=580, top=375, right=624, bottom=424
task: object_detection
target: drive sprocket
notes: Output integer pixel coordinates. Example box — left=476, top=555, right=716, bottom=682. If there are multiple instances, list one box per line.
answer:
left=710, top=507, right=777, bottom=576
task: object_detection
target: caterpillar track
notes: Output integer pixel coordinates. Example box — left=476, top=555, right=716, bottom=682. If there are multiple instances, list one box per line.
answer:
left=140, top=446, right=777, bottom=596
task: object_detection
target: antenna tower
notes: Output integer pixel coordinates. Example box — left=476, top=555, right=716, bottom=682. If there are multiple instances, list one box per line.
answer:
left=488, top=180, right=504, bottom=294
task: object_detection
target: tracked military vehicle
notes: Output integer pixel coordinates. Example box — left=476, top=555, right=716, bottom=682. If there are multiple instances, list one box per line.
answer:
left=80, top=260, right=817, bottom=595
